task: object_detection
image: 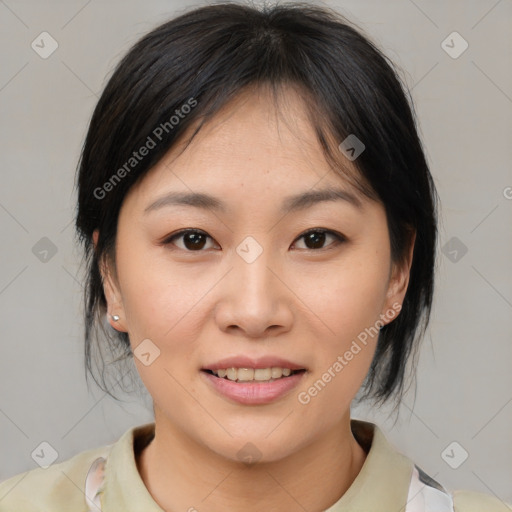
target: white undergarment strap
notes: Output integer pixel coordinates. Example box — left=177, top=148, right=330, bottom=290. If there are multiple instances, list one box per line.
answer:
left=405, top=464, right=455, bottom=512
left=85, top=455, right=108, bottom=511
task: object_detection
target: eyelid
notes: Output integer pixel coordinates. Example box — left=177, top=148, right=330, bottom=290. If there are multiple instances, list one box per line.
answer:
left=161, top=228, right=346, bottom=251
left=161, top=228, right=218, bottom=249
left=292, top=228, right=346, bottom=250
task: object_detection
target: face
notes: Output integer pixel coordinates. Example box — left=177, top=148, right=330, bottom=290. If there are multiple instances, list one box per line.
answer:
left=94, top=85, right=413, bottom=463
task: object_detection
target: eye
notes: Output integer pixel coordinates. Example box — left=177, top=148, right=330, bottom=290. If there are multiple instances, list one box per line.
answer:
left=162, top=228, right=346, bottom=252
left=292, top=229, right=346, bottom=251
left=162, top=229, right=218, bottom=251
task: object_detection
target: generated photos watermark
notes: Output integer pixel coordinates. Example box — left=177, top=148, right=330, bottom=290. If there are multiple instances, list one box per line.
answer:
left=297, top=302, right=402, bottom=405
left=93, top=97, right=197, bottom=200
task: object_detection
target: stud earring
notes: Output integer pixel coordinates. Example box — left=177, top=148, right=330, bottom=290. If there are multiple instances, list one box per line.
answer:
left=111, top=314, right=120, bottom=322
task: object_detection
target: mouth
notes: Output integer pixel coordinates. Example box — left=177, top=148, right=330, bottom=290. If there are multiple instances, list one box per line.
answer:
left=200, top=366, right=307, bottom=405
left=202, top=367, right=306, bottom=383
left=200, top=356, right=308, bottom=404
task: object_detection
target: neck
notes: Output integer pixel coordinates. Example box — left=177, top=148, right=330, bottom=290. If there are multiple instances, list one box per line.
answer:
left=136, top=412, right=368, bottom=512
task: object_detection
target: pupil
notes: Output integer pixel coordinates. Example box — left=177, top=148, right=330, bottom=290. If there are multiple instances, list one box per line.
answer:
left=306, top=231, right=325, bottom=249
left=185, top=233, right=206, bottom=250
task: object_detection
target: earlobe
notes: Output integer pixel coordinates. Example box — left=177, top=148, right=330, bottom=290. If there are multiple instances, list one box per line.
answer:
left=108, top=313, right=126, bottom=332
left=92, top=229, right=127, bottom=333
left=103, top=275, right=127, bottom=332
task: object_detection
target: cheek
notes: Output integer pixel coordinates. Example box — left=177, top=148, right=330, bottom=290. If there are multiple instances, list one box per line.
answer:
left=113, top=239, right=194, bottom=343
left=116, top=254, right=207, bottom=403
left=294, top=246, right=391, bottom=403
left=305, top=248, right=390, bottom=342
left=121, top=271, right=203, bottom=349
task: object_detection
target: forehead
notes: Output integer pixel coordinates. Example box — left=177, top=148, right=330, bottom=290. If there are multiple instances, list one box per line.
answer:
left=168, top=86, right=327, bottom=169
left=125, top=85, right=367, bottom=211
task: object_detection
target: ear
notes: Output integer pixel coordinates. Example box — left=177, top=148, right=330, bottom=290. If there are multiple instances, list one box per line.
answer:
left=92, top=229, right=127, bottom=332
left=380, top=229, right=416, bottom=324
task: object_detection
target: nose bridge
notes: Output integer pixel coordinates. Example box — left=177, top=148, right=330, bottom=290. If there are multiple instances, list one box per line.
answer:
left=234, top=234, right=276, bottom=305
left=217, top=234, right=290, bottom=336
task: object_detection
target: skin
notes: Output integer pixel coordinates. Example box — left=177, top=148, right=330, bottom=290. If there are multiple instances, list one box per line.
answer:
left=93, top=84, right=414, bottom=512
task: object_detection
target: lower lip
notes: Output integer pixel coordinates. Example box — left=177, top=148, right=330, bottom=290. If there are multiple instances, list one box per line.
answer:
left=201, top=370, right=306, bottom=405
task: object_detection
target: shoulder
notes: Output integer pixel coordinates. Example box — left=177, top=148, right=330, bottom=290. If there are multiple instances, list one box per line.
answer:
left=0, top=442, right=112, bottom=512
left=452, top=489, right=512, bottom=512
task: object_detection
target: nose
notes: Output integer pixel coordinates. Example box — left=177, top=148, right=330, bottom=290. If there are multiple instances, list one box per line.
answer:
left=214, top=241, right=293, bottom=339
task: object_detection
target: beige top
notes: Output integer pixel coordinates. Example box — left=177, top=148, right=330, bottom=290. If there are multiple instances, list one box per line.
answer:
left=0, top=419, right=508, bottom=511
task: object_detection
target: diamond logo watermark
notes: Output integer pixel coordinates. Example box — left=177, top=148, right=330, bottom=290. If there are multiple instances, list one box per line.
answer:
left=32, top=237, right=58, bottom=263
left=441, top=31, right=468, bottom=59
left=134, top=338, right=161, bottom=366
left=338, top=134, right=365, bottom=161
left=31, top=441, right=58, bottom=468
left=441, top=441, right=469, bottom=469
left=236, top=236, right=263, bottom=264
left=236, top=442, right=262, bottom=465
left=31, top=32, right=59, bottom=59
left=441, top=236, right=468, bottom=263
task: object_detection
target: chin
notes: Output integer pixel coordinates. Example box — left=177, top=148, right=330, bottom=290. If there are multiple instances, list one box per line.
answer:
left=202, top=432, right=302, bottom=466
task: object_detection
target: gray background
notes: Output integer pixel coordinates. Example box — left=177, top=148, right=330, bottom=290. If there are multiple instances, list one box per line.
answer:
left=1, top=0, right=511, bottom=505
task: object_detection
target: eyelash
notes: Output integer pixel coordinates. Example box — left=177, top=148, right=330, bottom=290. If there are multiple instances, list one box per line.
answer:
left=161, top=228, right=346, bottom=252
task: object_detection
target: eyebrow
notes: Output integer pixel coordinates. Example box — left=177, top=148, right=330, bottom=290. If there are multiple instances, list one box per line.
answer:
left=144, top=187, right=363, bottom=215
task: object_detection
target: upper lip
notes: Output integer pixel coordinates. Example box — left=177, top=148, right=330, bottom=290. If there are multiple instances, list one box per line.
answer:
left=202, top=356, right=307, bottom=371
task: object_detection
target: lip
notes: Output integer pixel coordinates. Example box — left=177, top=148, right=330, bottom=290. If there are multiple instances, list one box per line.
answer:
left=201, top=355, right=306, bottom=372
left=200, top=369, right=306, bottom=405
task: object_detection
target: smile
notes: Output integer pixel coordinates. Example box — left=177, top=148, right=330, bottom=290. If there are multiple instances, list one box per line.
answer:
left=201, top=368, right=307, bottom=405
left=206, top=367, right=305, bottom=382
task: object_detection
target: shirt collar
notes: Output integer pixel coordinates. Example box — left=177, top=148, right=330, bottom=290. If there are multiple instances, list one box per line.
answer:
left=102, top=422, right=161, bottom=511
left=102, top=419, right=413, bottom=511
left=325, top=419, right=413, bottom=511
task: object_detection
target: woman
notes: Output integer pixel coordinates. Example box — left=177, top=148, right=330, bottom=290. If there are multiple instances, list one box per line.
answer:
left=0, top=2, right=508, bottom=511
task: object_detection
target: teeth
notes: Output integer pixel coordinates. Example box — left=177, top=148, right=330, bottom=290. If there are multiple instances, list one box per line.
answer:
left=271, top=367, right=282, bottom=378
left=254, top=368, right=272, bottom=381
left=237, top=368, right=254, bottom=381
left=211, top=367, right=298, bottom=382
